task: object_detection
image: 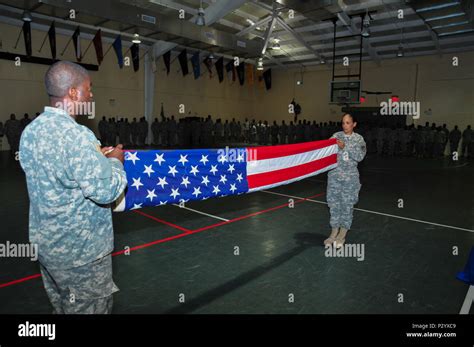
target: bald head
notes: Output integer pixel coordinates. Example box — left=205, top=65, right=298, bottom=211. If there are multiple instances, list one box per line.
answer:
left=45, top=61, right=89, bottom=98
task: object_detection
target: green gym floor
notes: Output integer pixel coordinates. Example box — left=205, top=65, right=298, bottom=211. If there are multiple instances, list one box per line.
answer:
left=0, top=150, right=473, bottom=314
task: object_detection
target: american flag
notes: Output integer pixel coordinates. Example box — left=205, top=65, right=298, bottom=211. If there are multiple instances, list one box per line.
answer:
left=113, top=139, right=338, bottom=212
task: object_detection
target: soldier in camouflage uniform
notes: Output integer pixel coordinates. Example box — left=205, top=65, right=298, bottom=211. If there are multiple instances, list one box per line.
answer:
left=324, top=114, right=366, bottom=249
left=5, top=113, right=22, bottom=155
left=19, top=61, right=127, bottom=314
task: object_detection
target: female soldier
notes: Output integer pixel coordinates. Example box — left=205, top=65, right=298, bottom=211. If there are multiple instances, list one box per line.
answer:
left=324, top=114, right=366, bottom=248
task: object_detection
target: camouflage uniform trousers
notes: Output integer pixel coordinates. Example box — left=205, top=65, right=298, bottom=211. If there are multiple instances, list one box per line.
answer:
left=327, top=173, right=361, bottom=230
left=39, top=254, right=119, bottom=314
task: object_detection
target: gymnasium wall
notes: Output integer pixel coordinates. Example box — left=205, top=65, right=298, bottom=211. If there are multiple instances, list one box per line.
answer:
left=0, top=20, right=473, bottom=152
left=256, top=51, right=474, bottom=129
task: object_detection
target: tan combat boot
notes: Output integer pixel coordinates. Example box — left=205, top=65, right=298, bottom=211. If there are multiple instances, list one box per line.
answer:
left=335, top=228, right=348, bottom=249
left=324, top=228, right=339, bottom=246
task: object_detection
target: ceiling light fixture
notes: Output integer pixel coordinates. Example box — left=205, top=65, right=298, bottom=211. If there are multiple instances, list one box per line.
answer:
left=132, top=33, right=141, bottom=44
left=196, top=0, right=206, bottom=26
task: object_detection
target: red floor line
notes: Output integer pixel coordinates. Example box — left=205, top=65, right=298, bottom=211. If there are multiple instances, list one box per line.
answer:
left=0, top=191, right=324, bottom=289
left=0, top=273, right=42, bottom=289
left=132, top=209, right=191, bottom=232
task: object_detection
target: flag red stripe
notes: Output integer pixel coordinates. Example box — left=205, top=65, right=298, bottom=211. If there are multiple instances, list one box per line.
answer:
left=247, top=153, right=337, bottom=189
left=247, top=138, right=336, bottom=161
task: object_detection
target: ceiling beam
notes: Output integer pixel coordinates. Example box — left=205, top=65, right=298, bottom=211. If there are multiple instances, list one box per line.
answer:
left=276, top=16, right=322, bottom=60
left=337, top=11, right=381, bottom=65
left=39, top=0, right=262, bottom=57
left=236, top=15, right=272, bottom=36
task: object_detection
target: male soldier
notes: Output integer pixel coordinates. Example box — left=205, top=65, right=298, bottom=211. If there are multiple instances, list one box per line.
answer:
left=387, top=126, right=396, bottom=157
left=168, top=115, right=177, bottom=146
left=449, top=125, right=461, bottom=155
left=230, top=118, right=237, bottom=141
left=107, top=118, right=117, bottom=146
left=19, top=61, right=127, bottom=314
left=118, top=118, right=128, bottom=146
left=214, top=119, right=223, bottom=145
left=441, top=124, right=449, bottom=154
left=436, top=127, right=447, bottom=157
left=21, top=113, right=32, bottom=130
left=223, top=119, right=230, bottom=143
left=414, top=125, right=423, bottom=158
left=130, top=118, right=138, bottom=146
left=5, top=113, right=22, bottom=155
left=271, top=121, right=279, bottom=145
left=138, top=117, right=148, bottom=146
left=400, top=125, right=410, bottom=156
left=151, top=118, right=160, bottom=146
left=462, top=125, right=472, bottom=158
left=191, top=117, right=201, bottom=147
left=263, top=120, right=270, bottom=145
left=423, top=122, right=434, bottom=158
left=304, top=120, right=311, bottom=142
left=243, top=118, right=250, bottom=143
left=98, top=116, right=107, bottom=144
left=288, top=121, right=295, bottom=144
left=250, top=120, right=257, bottom=144
left=296, top=120, right=304, bottom=143
left=123, top=118, right=131, bottom=146
left=376, top=124, right=385, bottom=156
left=280, top=120, right=288, bottom=144
left=161, top=117, right=169, bottom=147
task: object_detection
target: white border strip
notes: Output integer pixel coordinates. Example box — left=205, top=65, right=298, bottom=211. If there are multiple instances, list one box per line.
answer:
left=261, top=190, right=474, bottom=233
left=172, top=204, right=229, bottom=222
left=248, top=163, right=337, bottom=193
left=247, top=144, right=337, bottom=175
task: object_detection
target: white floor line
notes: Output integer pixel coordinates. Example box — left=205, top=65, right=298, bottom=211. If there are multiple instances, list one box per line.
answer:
left=261, top=190, right=474, bottom=233
left=172, top=204, right=229, bottom=222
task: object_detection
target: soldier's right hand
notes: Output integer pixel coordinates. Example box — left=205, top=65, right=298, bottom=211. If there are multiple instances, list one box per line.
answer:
left=106, top=144, right=124, bottom=163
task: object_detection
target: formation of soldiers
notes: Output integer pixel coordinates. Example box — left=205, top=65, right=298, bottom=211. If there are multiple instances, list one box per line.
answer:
left=0, top=113, right=39, bottom=154
left=360, top=122, right=471, bottom=158
left=1, top=112, right=472, bottom=160
left=96, top=116, right=474, bottom=158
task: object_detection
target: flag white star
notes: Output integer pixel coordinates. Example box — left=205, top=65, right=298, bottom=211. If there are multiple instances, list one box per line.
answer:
left=131, top=203, right=142, bottom=210
left=209, top=165, right=218, bottom=175
left=168, top=165, right=178, bottom=177
left=199, top=155, right=209, bottom=165
left=143, top=164, right=155, bottom=177
left=237, top=153, right=244, bottom=162
left=157, top=176, right=168, bottom=189
left=131, top=177, right=144, bottom=190
left=218, top=154, right=228, bottom=164
left=219, top=174, right=227, bottom=184
left=236, top=173, right=243, bottom=182
left=212, top=185, right=221, bottom=195
left=178, top=154, right=188, bottom=166
left=190, top=165, right=199, bottom=176
left=146, top=189, right=157, bottom=201
left=229, top=183, right=237, bottom=193
left=181, top=176, right=191, bottom=188
left=201, top=175, right=210, bottom=186
left=154, top=153, right=165, bottom=166
left=126, top=151, right=140, bottom=165
left=170, top=188, right=180, bottom=199
left=158, top=200, right=168, bottom=206
left=192, top=186, right=202, bottom=198
left=227, top=164, right=235, bottom=174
